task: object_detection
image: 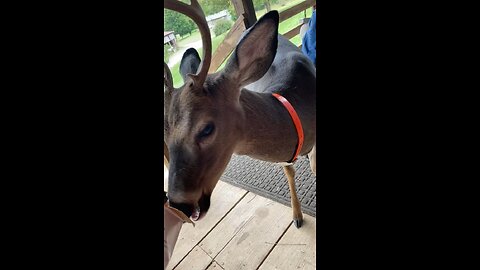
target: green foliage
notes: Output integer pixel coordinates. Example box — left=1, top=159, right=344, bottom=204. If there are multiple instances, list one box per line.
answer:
left=252, top=0, right=265, bottom=11
left=164, top=9, right=196, bottom=38
left=198, top=0, right=237, bottom=21
left=253, top=0, right=280, bottom=11
left=213, top=19, right=232, bottom=37
left=228, top=4, right=237, bottom=21
left=199, top=0, right=230, bottom=16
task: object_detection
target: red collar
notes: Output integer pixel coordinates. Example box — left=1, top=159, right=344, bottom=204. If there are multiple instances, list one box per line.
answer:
left=272, top=93, right=304, bottom=163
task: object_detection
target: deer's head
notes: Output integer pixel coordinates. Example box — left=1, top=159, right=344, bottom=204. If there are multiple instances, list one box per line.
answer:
left=164, top=0, right=278, bottom=220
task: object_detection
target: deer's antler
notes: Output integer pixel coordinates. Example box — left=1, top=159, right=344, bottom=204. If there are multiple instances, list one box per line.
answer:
left=164, top=0, right=212, bottom=87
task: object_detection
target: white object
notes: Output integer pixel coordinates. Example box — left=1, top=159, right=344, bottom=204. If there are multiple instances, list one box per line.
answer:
left=164, top=203, right=194, bottom=269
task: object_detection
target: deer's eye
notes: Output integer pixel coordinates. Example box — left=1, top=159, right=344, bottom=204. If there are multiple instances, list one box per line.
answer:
left=198, top=123, right=215, bottom=139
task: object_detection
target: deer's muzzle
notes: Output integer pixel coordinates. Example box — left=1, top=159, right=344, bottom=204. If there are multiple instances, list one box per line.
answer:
left=169, top=193, right=211, bottom=221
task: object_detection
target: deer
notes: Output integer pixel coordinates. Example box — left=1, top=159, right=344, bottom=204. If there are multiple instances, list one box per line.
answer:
left=164, top=0, right=316, bottom=228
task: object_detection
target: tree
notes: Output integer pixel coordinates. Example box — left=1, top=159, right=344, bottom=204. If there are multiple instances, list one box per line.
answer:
left=228, top=4, right=237, bottom=21
left=264, top=0, right=271, bottom=11
left=213, top=19, right=232, bottom=36
left=164, top=9, right=196, bottom=38
left=252, top=0, right=279, bottom=11
left=198, top=0, right=231, bottom=16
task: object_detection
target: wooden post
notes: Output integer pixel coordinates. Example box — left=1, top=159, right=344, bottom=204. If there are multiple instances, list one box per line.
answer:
left=209, top=15, right=246, bottom=73
left=231, top=0, right=257, bottom=28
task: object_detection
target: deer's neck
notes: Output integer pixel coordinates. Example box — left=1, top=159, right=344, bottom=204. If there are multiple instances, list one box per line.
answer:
left=234, top=89, right=298, bottom=163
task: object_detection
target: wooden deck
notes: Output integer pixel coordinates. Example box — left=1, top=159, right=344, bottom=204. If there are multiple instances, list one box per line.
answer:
left=164, top=167, right=316, bottom=270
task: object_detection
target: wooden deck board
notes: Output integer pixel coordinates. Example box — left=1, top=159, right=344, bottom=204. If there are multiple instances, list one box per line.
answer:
left=167, top=181, right=248, bottom=269
left=205, top=261, right=222, bottom=270
left=199, top=193, right=293, bottom=270
left=171, top=246, right=213, bottom=270
left=164, top=168, right=316, bottom=270
left=258, top=214, right=317, bottom=270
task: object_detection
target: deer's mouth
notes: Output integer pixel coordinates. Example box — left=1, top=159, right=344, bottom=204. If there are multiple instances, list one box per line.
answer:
left=170, top=193, right=211, bottom=221
left=191, top=193, right=211, bottom=221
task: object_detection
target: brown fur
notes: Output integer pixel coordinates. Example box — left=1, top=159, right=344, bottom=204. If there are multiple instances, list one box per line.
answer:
left=164, top=6, right=315, bottom=227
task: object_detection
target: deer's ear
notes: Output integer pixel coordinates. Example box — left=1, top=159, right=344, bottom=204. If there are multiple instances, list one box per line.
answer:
left=224, top=11, right=279, bottom=87
left=180, top=48, right=201, bottom=82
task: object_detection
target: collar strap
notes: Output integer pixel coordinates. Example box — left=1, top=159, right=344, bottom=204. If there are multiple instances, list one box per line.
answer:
left=272, top=93, right=304, bottom=163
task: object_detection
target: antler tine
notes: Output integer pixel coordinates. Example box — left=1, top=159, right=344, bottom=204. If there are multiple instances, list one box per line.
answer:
left=164, top=0, right=211, bottom=86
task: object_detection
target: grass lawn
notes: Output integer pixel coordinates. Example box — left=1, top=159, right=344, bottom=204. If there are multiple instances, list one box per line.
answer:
left=176, top=30, right=201, bottom=48
left=276, top=3, right=313, bottom=46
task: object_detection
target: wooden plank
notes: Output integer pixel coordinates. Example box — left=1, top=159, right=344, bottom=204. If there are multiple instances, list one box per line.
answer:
left=199, top=193, right=293, bottom=270
left=258, top=214, right=317, bottom=270
left=205, top=261, right=222, bottom=270
left=279, top=0, right=315, bottom=23
left=170, top=246, right=212, bottom=270
left=209, top=15, right=246, bottom=73
left=231, top=0, right=257, bottom=28
left=282, top=24, right=302, bottom=40
left=166, top=181, right=248, bottom=269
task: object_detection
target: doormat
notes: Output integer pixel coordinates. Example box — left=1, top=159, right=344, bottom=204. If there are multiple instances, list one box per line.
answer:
left=220, top=154, right=316, bottom=217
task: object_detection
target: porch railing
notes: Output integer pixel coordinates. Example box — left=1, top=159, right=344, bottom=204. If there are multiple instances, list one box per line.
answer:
left=209, top=0, right=315, bottom=73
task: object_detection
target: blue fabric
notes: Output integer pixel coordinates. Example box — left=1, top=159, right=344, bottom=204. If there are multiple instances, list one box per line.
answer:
left=301, top=10, right=316, bottom=66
